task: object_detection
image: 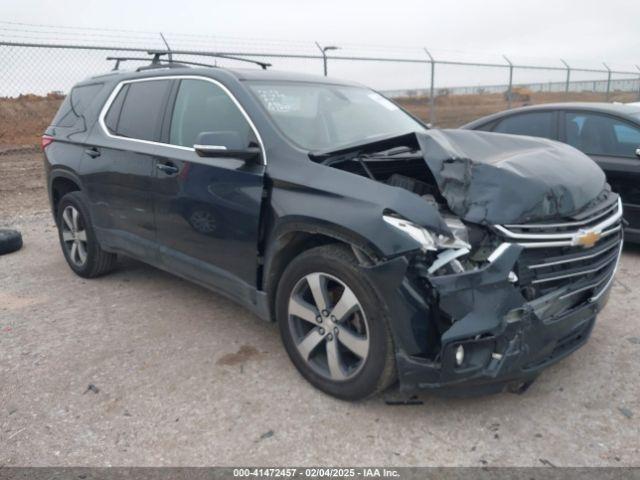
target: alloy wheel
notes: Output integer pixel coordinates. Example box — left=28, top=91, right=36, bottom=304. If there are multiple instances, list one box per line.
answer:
left=61, top=205, right=88, bottom=267
left=288, top=272, right=370, bottom=381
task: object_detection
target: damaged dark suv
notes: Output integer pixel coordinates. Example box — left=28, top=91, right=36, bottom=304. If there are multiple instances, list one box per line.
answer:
left=44, top=60, right=623, bottom=400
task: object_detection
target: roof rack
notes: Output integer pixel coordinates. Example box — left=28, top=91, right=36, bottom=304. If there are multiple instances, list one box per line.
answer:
left=107, top=50, right=271, bottom=71
left=106, top=56, right=218, bottom=71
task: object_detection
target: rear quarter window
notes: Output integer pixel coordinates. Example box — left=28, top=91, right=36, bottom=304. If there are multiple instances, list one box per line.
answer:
left=51, top=83, right=104, bottom=127
left=104, top=80, right=172, bottom=141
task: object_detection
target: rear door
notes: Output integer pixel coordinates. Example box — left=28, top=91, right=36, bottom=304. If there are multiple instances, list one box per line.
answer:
left=560, top=110, right=640, bottom=233
left=83, top=78, right=173, bottom=259
left=152, top=77, right=266, bottom=297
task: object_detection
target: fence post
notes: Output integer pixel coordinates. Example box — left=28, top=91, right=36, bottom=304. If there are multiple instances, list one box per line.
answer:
left=603, top=62, right=612, bottom=101
left=560, top=59, right=571, bottom=96
left=503, top=55, right=514, bottom=109
left=424, top=48, right=436, bottom=126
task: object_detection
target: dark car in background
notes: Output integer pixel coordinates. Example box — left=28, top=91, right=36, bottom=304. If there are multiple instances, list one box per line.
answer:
left=462, top=102, right=640, bottom=242
left=43, top=57, right=622, bottom=400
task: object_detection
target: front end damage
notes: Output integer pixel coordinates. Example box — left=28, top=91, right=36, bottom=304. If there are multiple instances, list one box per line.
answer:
left=313, top=129, right=623, bottom=394
left=366, top=201, right=623, bottom=395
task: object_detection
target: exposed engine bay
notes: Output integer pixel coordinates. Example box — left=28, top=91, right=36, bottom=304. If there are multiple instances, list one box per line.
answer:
left=310, top=134, right=504, bottom=276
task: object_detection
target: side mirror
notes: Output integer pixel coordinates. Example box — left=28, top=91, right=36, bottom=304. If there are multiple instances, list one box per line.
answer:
left=194, top=131, right=261, bottom=163
left=636, top=147, right=640, bottom=159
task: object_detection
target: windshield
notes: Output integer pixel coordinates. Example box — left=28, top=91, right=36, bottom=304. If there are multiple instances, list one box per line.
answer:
left=247, top=81, right=426, bottom=151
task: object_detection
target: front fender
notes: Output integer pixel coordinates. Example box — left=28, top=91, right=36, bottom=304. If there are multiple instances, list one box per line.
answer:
left=268, top=176, right=447, bottom=258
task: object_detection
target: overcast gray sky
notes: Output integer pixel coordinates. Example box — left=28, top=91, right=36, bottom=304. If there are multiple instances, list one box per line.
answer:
left=2, top=0, right=639, bottom=94
left=4, top=0, right=639, bottom=67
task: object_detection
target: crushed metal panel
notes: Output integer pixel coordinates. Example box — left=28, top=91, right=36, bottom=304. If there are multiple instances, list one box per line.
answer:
left=416, top=129, right=607, bottom=225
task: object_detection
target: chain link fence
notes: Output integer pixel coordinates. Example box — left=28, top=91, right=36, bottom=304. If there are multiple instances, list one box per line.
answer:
left=1, top=21, right=640, bottom=152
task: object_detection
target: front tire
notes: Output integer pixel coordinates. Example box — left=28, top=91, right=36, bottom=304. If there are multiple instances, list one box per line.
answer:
left=56, top=192, right=117, bottom=278
left=276, top=244, right=396, bottom=400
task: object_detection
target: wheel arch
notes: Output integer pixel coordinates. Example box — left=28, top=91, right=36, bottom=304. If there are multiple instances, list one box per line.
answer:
left=49, top=170, right=83, bottom=221
left=261, top=219, right=382, bottom=322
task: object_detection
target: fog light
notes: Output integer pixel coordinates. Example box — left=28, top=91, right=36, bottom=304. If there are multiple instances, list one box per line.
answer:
left=455, top=345, right=465, bottom=366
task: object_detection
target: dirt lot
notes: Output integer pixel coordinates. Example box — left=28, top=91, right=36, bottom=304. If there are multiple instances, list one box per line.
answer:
left=0, top=147, right=47, bottom=222
left=1, top=151, right=639, bottom=466
left=0, top=93, right=64, bottom=147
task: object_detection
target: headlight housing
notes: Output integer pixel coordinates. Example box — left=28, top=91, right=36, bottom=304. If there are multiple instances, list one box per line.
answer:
left=383, top=214, right=470, bottom=252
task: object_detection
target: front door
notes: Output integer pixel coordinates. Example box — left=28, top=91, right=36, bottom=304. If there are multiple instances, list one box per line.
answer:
left=152, top=77, right=266, bottom=298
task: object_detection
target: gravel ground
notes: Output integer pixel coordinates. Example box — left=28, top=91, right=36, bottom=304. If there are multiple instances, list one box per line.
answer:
left=0, top=148, right=47, bottom=223
left=0, top=152, right=639, bottom=467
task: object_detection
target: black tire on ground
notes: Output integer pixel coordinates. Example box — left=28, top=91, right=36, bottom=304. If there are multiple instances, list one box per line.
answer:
left=56, top=191, right=117, bottom=278
left=276, top=244, right=397, bottom=401
left=0, top=229, right=23, bottom=255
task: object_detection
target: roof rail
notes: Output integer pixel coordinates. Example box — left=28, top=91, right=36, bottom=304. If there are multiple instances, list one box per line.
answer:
left=106, top=56, right=219, bottom=71
left=107, top=50, right=271, bottom=71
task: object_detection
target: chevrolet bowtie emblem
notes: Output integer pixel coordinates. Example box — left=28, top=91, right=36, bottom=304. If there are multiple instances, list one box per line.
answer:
left=574, top=229, right=601, bottom=248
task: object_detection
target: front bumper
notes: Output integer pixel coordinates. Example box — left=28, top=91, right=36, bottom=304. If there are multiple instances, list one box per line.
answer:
left=396, top=288, right=607, bottom=396
left=365, top=239, right=619, bottom=396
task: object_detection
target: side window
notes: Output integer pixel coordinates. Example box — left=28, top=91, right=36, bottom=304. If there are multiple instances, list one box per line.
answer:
left=104, top=84, right=128, bottom=134
left=169, top=79, right=252, bottom=148
left=105, top=80, right=172, bottom=141
left=566, top=111, right=640, bottom=157
left=493, top=112, right=555, bottom=139
left=51, top=83, right=104, bottom=127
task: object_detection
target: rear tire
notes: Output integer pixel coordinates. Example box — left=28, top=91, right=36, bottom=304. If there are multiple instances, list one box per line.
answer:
left=276, top=244, right=396, bottom=400
left=56, top=192, right=117, bottom=278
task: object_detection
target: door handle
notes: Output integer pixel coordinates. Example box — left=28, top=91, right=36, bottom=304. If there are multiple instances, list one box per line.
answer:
left=156, top=162, right=179, bottom=175
left=85, top=147, right=101, bottom=158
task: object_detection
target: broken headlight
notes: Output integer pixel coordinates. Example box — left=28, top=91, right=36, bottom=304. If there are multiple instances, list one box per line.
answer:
left=383, top=214, right=471, bottom=252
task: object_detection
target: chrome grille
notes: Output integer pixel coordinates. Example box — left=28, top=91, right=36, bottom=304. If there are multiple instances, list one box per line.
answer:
left=495, top=196, right=623, bottom=304
left=494, top=197, right=623, bottom=248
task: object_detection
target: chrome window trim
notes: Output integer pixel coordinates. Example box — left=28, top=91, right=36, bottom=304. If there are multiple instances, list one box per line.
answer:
left=97, top=75, right=267, bottom=165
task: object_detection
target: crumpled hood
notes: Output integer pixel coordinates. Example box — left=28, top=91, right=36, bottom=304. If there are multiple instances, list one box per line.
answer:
left=416, top=129, right=607, bottom=225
